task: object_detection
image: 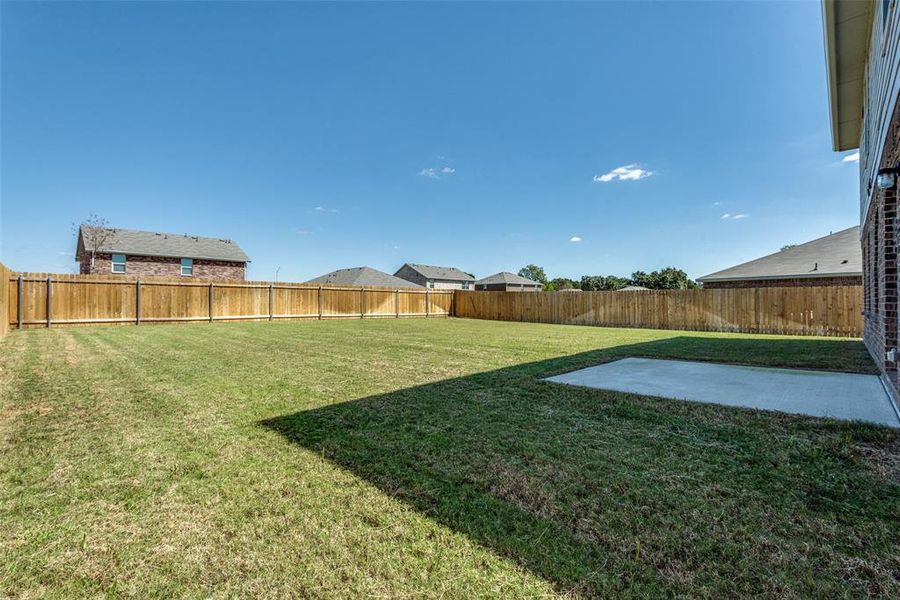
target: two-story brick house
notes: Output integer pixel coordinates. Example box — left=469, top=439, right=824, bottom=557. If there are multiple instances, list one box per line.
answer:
left=76, top=226, right=250, bottom=280
left=823, top=1, right=900, bottom=409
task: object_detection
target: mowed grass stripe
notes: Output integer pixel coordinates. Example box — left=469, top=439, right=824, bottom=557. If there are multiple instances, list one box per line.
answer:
left=1, top=318, right=897, bottom=597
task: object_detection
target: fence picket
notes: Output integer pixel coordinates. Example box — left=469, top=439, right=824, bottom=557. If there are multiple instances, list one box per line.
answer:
left=453, top=287, right=863, bottom=337
left=5, top=272, right=454, bottom=329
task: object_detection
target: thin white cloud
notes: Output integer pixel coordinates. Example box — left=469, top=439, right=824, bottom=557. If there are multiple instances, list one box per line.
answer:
left=569, top=236, right=582, bottom=243
left=712, top=201, right=722, bottom=206
left=720, top=213, right=731, bottom=219
left=313, top=206, right=338, bottom=213
left=295, top=229, right=314, bottom=235
left=593, top=164, right=653, bottom=183
left=842, top=151, right=860, bottom=163
left=420, top=166, right=456, bottom=179
left=57, top=251, right=74, bottom=256
left=721, top=213, right=748, bottom=221
left=733, top=214, right=747, bottom=219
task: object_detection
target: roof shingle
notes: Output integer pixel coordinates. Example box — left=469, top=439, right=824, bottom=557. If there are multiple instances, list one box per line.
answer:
left=307, top=267, right=424, bottom=288
left=400, top=263, right=474, bottom=282
left=476, top=272, right=542, bottom=286
left=698, top=226, right=861, bottom=282
left=78, top=226, right=250, bottom=262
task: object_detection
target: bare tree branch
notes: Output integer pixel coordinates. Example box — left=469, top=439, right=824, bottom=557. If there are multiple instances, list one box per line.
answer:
left=73, top=214, right=115, bottom=272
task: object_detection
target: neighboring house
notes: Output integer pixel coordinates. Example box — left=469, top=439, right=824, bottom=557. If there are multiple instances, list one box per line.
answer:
left=697, top=227, right=862, bottom=289
left=307, top=266, right=423, bottom=288
left=822, top=1, right=900, bottom=403
left=618, top=285, right=650, bottom=291
left=394, top=263, right=475, bottom=290
left=475, top=272, right=542, bottom=292
left=76, top=226, right=249, bottom=280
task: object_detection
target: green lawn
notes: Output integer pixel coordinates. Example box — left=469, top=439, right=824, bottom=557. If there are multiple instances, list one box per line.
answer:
left=1, top=318, right=897, bottom=598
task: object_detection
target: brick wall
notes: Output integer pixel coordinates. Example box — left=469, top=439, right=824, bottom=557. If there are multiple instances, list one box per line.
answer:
left=862, top=92, right=900, bottom=401
left=81, top=253, right=246, bottom=280
left=703, top=276, right=862, bottom=289
left=476, top=283, right=542, bottom=292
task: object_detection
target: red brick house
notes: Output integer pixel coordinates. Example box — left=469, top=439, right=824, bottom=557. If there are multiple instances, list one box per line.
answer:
left=823, top=1, right=900, bottom=409
left=76, top=226, right=250, bottom=280
left=698, top=227, right=862, bottom=289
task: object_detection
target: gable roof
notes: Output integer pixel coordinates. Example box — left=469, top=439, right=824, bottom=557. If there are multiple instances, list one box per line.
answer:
left=307, top=266, right=424, bottom=288
left=77, top=226, right=250, bottom=262
left=398, top=263, right=474, bottom=282
left=476, top=272, right=542, bottom=286
left=698, top=226, right=862, bottom=283
left=618, top=285, right=650, bottom=291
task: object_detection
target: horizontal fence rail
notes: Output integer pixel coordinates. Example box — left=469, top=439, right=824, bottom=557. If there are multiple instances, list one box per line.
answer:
left=453, top=286, right=864, bottom=337
left=8, top=273, right=453, bottom=329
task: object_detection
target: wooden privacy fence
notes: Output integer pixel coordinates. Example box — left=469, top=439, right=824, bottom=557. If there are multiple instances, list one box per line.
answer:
left=0, top=262, right=11, bottom=339
left=8, top=272, right=453, bottom=329
left=453, top=286, right=864, bottom=337
left=3, top=271, right=864, bottom=337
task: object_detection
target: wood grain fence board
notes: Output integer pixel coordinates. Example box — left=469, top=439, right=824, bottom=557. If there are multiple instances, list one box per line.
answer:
left=0, top=263, right=9, bottom=339
left=6, top=273, right=453, bottom=329
left=454, top=286, right=863, bottom=337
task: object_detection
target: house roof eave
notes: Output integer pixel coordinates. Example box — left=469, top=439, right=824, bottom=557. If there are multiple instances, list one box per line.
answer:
left=822, top=0, right=872, bottom=151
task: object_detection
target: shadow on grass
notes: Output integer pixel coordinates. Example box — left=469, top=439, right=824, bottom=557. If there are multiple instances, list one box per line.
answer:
left=261, top=336, right=897, bottom=596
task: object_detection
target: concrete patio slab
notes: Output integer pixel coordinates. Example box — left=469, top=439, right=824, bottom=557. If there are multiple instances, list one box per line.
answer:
left=545, top=358, right=900, bottom=428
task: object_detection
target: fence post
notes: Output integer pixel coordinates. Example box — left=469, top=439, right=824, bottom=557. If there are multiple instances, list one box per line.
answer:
left=360, top=287, right=365, bottom=318
left=209, top=283, right=214, bottom=323
left=136, top=280, right=142, bottom=325
left=425, top=288, right=430, bottom=318
left=395, top=289, right=400, bottom=318
left=46, top=276, right=52, bottom=328
left=318, top=286, right=323, bottom=320
left=17, top=275, right=23, bottom=329
left=269, top=284, right=274, bottom=321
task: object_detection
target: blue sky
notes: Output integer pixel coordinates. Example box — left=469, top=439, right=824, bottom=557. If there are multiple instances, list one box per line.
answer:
left=1, top=1, right=859, bottom=282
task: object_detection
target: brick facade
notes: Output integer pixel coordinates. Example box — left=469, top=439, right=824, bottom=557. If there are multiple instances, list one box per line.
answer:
left=862, top=95, right=900, bottom=399
left=81, top=252, right=246, bottom=280
left=475, top=283, right=542, bottom=292
left=702, top=276, right=862, bottom=289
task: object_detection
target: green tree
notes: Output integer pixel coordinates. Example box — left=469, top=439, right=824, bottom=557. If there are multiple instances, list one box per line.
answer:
left=631, top=267, right=697, bottom=290
left=546, top=277, right=577, bottom=291
left=780, top=244, right=797, bottom=252
left=518, top=264, right=547, bottom=285
left=579, top=275, right=629, bottom=291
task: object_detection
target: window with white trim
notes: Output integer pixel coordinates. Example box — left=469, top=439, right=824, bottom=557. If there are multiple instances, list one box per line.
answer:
left=181, top=258, right=193, bottom=277
left=461, top=281, right=470, bottom=290
left=111, top=254, right=126, bottom=273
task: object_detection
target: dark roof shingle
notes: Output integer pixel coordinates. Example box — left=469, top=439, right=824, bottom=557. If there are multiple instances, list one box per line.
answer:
left=400, top=263, right=474, bottom=282
left=698, top=226, right=861, bottom=282
left=78, top=226, right=250, bottom=262
left=307, top=267, right=424, bottom=288
left=476, top=272, right=542, bottom=286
